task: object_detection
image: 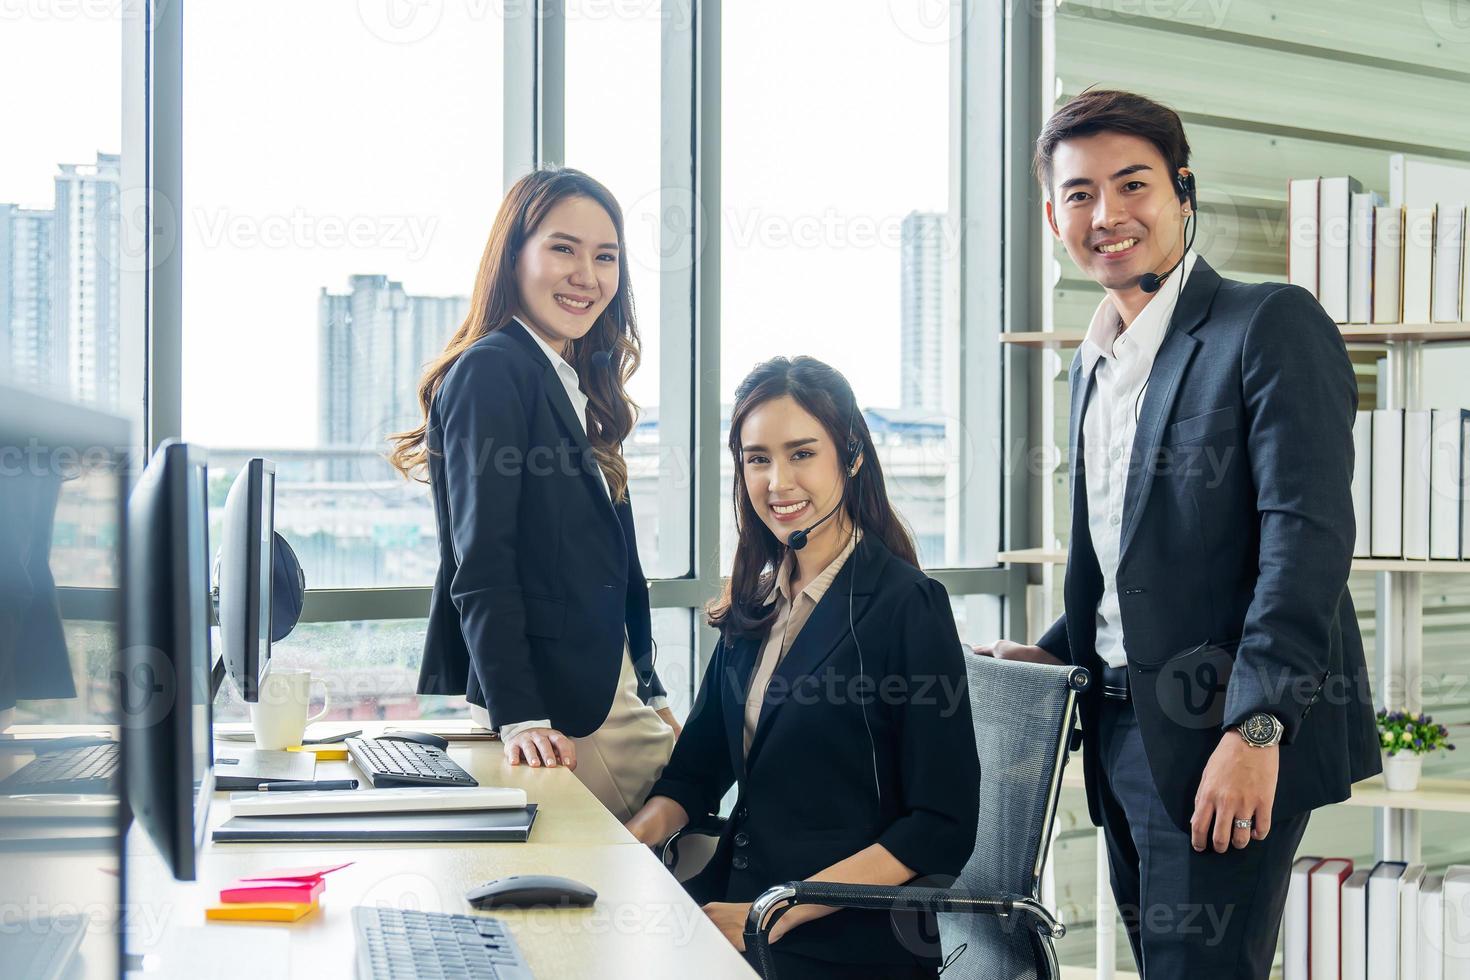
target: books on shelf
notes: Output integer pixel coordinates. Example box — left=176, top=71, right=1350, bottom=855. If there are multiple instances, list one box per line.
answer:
left=1320, top=177, right=1362, bottom=323
left=1371, top=410, right=1405, bottom=558
left=1404, top=208, right=1438, bottom=326
left=1350, top=191, right=1386, bottom=324
left=1375, top=205, right=1406, bottom=324
left=1358, top=408, right=1470, bottom=560
left=1290, top=859, right=1470, bottom=980
left=1290, top=178, right=1321, bottom=298
left=1288, top=172, right=1466, bottom=325
left=1436, top=206, right=1466, bottom=324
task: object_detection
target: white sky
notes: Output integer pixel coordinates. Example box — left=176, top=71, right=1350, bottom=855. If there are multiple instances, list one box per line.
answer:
left=2, top=1, right=949, bottom=448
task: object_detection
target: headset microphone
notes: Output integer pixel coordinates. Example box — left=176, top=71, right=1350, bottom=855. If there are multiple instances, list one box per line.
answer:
left=1139, top=168, right=1198, bottom=294
left=590, top=349, right=613, bottom=373
left=787, top=503, right=840, bottom=551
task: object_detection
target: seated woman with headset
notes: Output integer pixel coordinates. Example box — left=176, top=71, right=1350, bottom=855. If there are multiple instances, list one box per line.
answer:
left=626, top=356, right=980, bottom=980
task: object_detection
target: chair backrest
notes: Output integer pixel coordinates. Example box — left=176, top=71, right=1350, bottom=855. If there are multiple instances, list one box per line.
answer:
left=938, top=651, right=1087, bottom=980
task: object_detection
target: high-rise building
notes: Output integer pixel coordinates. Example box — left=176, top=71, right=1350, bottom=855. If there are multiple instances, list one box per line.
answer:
left=0, top=152, right=121, bottom=409
left=899, top=211, right=946, bottom=414
left=53, top=153, right=121, bottom=409
left=0, top=204, right=59, bottom=393
left=318, top=275, right=468, bottom=478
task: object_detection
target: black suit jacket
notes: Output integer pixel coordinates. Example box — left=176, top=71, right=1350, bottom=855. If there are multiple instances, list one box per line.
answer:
left=1038, top=258, right=1381, bottom=833
left=416, top=320, right=665, bottom=737
left=649, top=534, right=980, bottom=967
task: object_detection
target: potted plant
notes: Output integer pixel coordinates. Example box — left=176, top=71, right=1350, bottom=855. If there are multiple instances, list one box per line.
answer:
left=1377, top=710, right=1456, bottom=792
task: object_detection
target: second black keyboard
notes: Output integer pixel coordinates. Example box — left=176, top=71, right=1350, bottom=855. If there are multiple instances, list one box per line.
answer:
left=345, top=737, right=478, bottom=788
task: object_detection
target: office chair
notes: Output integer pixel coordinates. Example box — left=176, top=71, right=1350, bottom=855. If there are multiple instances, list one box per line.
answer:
left=735, top=651, right=1088, bottom=980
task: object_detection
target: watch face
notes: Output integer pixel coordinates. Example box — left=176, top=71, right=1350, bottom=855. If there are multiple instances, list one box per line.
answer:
left=1242, top=714, right=1278, bottom=744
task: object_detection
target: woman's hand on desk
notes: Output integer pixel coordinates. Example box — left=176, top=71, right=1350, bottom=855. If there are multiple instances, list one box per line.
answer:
left=504, top=727, right=577, bottom=770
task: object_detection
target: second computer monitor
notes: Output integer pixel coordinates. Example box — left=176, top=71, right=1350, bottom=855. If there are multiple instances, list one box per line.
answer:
left=126, top=439, right=216, bottom=881
left=218, top=457, right=275, bottom=703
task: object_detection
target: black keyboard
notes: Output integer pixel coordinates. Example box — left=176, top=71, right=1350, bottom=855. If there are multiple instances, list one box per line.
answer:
left=345, top=737, right=478, bottom=788
left=353, top=906, right=533, bottom=980
left=0, top=742, right=119, bottom=794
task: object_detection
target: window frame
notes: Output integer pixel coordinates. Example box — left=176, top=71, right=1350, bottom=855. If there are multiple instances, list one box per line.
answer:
left=130, top=0, right=1032, bottom=693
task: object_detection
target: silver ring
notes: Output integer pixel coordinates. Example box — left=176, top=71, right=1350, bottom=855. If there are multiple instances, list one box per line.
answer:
left=1233, top=818, right=1253, bottom=830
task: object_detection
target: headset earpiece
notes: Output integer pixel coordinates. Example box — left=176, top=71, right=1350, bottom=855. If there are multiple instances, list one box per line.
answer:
left=1176, top=168, right=1197, bottom=213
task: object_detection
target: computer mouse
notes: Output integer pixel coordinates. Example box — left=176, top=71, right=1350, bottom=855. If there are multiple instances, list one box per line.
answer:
left=465, top=875, right=598, bottom=909
left=377, top=730, right=449, bottom=750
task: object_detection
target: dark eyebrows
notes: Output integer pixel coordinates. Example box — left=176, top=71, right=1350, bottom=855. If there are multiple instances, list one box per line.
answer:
left=546, top=231, right=620, bottom=250
left=1057, top=163, right=1155, bottom=192
left=741, top=437, right=820, bottom=453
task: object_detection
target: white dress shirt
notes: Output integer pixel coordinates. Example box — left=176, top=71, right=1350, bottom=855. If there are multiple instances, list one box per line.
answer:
left=1077, top=252, right=1198, bottom=669
left=471, top=318, right=665, bottom=738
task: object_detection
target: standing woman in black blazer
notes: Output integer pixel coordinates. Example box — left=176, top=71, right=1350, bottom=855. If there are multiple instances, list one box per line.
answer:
left=626, top=357, right=980, bottom=980
left=389, top=167, right=678, bottom=820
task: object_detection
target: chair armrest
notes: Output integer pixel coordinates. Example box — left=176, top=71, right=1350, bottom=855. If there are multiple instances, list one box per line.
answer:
left=656, top=813, right=727, bottom=868
left=743, top=882, right=1064, bottom=940
left=742, top=882, right=1064, bottom=980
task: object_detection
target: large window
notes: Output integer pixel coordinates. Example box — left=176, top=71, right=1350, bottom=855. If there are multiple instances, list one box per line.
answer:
left=565, top=0, right=694, bottom=578
left=0, top=12, right=129, bottom=419
left=719, top=2, right=969, bottom=571
left=179, top=4, right=504, bottom=589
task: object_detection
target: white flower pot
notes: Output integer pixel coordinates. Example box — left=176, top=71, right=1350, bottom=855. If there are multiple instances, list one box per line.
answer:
left=1383, top=752, right=1422, bottom=792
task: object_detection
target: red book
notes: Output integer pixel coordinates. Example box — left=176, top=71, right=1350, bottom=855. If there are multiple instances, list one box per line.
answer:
left=220, top=878, right=325, bottom=904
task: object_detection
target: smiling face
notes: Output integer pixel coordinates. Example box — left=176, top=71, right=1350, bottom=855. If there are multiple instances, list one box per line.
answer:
left=1044, top=131, right=1191, bottom=293
left=514, top=195, right=622, bottom=354
left=739, top=394, right=851, bottom=548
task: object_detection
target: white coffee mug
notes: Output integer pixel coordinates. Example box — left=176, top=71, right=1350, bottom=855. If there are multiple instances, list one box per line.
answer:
left=249, top=667, right=330, bottom=750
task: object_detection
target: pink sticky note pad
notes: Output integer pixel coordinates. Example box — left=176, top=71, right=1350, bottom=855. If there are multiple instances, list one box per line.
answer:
left=238, top=861, right=354, bottom=884
left=220, top=879, right=326, bottom=905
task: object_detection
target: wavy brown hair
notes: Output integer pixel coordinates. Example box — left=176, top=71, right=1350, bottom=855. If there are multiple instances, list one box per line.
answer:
left=706, top=356, right=919, bottom=640
left=387, top=167, right=642, bottom=501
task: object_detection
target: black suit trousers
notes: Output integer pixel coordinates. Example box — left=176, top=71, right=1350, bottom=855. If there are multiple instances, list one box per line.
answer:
left=1096, top=697, right=1309, bottom=980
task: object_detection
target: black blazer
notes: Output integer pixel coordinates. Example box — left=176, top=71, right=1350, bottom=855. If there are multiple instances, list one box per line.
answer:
left=649, top=534, right=980, bottom=968
left=416, top=320, right=665, bottom=737
left=1038, top=257, right=1381, bottom=834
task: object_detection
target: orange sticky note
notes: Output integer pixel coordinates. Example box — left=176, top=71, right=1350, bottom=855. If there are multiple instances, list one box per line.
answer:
left=205, top=899, right=318, bottom=923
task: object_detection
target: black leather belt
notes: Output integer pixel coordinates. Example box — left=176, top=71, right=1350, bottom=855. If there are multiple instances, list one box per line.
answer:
left=1101, top=664, right=1130, bottom=701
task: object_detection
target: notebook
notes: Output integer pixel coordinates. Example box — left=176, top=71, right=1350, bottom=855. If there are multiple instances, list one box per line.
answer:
left=212, top=804, right=539, bottom=843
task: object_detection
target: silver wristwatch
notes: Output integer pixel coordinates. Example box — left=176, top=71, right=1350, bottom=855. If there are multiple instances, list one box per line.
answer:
left=1235, top=712, right=1284, bottom=748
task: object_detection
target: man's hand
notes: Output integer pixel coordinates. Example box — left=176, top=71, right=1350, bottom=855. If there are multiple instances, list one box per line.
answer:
left=1191, top=731, right=1279, bottom=853
left=504, top=727, right=577, bottom=770
left=973, top=639, right=1064, bottom=666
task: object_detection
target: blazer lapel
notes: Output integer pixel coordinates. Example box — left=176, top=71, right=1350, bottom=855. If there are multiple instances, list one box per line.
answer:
left=745, top=538, right=885, bottom=769
left=1068, top=356, right=1095, bottom=519
left=1117, top=260, right=1222, bottom=562
left=721, top=634, right=761, bottom=779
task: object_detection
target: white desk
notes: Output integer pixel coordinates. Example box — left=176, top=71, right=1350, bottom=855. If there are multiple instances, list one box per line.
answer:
left=125, top=722, right=757, bottom=979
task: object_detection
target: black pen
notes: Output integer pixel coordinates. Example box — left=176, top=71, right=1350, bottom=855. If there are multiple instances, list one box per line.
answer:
left=257, top=779, right=360, bottom=792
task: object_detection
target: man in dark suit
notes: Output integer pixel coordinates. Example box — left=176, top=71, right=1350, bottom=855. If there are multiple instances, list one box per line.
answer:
left=977, top=90, right=1381, bottom=979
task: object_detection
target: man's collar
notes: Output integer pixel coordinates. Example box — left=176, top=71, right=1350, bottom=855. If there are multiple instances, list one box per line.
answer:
left=1078, top=250, right=1198, bottom=377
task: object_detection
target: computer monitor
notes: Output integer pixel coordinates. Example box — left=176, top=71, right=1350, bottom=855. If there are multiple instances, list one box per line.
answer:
left=125, top=439, right=216, bottom=881
left=218, top=458, right=275, bottom=703
left=0, top=383, right=131, bottom=980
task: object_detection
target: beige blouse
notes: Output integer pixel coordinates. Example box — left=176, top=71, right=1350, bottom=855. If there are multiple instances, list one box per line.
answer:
left=743, top=530, right=861, bottom=757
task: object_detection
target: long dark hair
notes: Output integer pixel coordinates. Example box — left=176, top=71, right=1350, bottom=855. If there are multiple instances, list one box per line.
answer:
left=706, top=356, right=918, bottom=639
left=388, top=166, right=642, bottom=501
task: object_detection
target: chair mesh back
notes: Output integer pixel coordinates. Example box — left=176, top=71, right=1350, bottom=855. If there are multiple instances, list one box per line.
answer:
left=938, top=652, right=1079, bottom=980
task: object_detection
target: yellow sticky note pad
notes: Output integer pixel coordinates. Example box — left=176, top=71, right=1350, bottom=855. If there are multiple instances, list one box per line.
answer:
left=287, top=744, right=349, bottom=761
left=206, top=900, right=318, bottom=923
